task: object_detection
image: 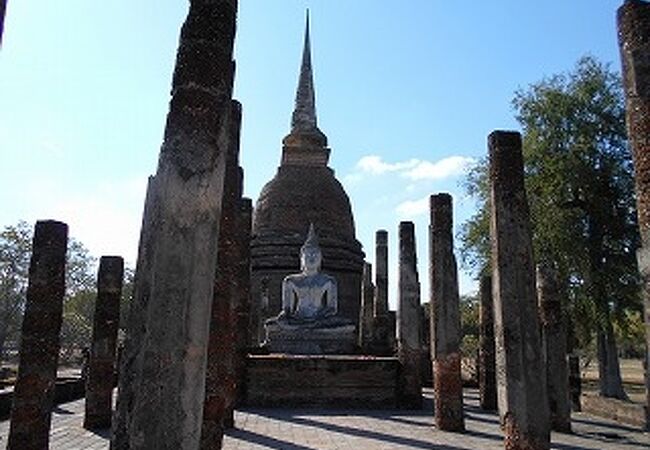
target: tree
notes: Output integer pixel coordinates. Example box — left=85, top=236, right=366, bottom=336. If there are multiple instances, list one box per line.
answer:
left=0, top=221, right=32, bottom=360
left=0, top=221, right=98, bottom=364
left=459, top=56, right=641, bottom=399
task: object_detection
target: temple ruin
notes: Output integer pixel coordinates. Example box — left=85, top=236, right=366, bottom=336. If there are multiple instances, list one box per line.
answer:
left=5, top=1, right=650, bottom=449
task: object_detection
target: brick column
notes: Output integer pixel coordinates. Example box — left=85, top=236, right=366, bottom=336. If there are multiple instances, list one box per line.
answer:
left=397, top=221, right=422, bottom=408
left=429, top=194, right=464, bottom=431
left=358, top=262, right=375, bottom=351
left=373, top=230, right=393, bottom=355
left=84, top=256, right=124, bottom=430
left=374, top=230, right=389, bottom=316
left=112, top=1, right=238, bottom=448
left=7, top=220, right=68, bottom=450
left=617, top=0, right=650, bottom=430
left=202, top=99, right=243, bottom=448
left=489, top=130, right=550, bottom=450
left=537, top=264, right=571, bottom=433
left=233, top=196, right=252, bottom=406
left=478, top=275, right=497, bottom=411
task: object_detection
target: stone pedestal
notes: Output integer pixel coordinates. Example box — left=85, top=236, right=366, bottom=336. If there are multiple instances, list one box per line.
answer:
left=8, top=221, right=68, bottom=450
left=265, top=321, right=356, bottom=354
left=489, top=131, right=550, bottom=450
left=478, top=275, right=497, bottom=411
left=429, top=194, right=464, bottom=431
left=618, top=0, right=650, bottom=431
left=397, top=221, right=422, bottom=409
left=84, top=256, right=124, bottom=430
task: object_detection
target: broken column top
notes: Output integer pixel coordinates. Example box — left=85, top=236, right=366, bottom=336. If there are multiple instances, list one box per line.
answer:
left=363, top=262, right=373, bottom=282
left=97, top=256, right=124, bottom=293
left=430, top=193, right=452, bottom=233
left=376, top=230, right=388, bottom=245
left=489, top=130, right=525, bottom=195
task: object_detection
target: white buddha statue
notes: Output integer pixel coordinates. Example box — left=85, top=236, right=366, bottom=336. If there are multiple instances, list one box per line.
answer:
left=264, top=224, right=355, bottom=354
left=276, top=224, right=338, bottom=323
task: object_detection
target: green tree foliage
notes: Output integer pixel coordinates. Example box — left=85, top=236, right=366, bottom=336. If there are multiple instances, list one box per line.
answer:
left=0, top=221, right=101, bottom=364
left=0, top=221, right=32, bottom=360
left=460, top=293, right=479, bottom=359
left=459, top=56, right=640, bottom=399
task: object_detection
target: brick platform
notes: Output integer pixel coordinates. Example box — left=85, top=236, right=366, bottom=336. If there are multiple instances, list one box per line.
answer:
left=245, top=354, right=399, bottom=408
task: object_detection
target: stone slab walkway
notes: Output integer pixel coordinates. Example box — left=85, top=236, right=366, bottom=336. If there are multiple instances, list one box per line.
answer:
left=0, top=388, right=648, bottom=449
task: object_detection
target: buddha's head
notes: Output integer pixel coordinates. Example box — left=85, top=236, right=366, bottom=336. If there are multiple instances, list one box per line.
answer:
left=300, top=223, right=322, bottom=273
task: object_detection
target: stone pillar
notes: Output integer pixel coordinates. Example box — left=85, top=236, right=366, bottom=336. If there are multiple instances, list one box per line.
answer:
left=374, top=230, right=389, bottom=316
left=372, top=230, right=393, bottom=355
left=201, top=99, right=243, bottom=448
left=478, top=275, right=497, bottom=411
left=358, top=262, right=374, bottom=351
left=0, top=0, right=6, bottom=46
left=397, top=221, right=422, bottom=408
left=489, top=130, right=550, bottom=450
left=617, top=0, right=650, bottom=430
left=7, top=220, right=68, bottom=450
left=536, top=264, right=571, bottom=433
left=234, top=196, right=252, bottom=404
left=429, top=194, right=464, bottom=431
left=112, top=1, right=238, bottom=448
left=84, top=256, right=124, bottom=430
left=568, top=355, right=581, bottom=412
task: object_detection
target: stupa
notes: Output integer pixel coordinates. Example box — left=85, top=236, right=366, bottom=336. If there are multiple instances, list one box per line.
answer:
left=251, top=13, right=364, bottom=343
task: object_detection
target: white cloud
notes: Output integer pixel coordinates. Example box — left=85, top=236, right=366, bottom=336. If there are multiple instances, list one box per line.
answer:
left=356, top=155, right=419, bottom=175
left=37, top=177, right=149, bottom=268
left=395, top=196, right=429, bottom=218
left=353, top=154, right=475, bottom=181
left=403, top=156, right=475, bottom=181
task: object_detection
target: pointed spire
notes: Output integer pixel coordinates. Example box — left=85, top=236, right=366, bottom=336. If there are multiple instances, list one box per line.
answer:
left=291, top=10, right=318, bottom=133
left=281, top=10, right=329, bottom=166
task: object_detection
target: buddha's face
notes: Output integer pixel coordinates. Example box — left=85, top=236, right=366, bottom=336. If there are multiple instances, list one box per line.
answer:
left=301, top=246, right=322, bottom=272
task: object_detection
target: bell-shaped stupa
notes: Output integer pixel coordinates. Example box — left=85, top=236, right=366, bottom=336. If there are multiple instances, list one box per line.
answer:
left=251, top=12, right=364, bottom=343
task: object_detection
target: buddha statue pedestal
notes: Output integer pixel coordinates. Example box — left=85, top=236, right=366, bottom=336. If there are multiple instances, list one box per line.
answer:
left=265, top=317, right=356, bottom=355
left=263, top=225, right=357, bottom=355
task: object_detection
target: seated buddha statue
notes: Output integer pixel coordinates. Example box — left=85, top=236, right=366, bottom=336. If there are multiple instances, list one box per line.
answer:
left=276, top=224, right=339, bottom=323
left=264, top=224, right=355, bottom=354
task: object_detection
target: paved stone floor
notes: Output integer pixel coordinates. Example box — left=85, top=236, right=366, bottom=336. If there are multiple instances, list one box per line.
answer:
left=0, top=388, right=648, bottom=449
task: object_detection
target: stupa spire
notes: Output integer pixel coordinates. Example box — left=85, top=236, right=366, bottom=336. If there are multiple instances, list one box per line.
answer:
left=282, top=9, right=329, bottom=166
left=291, top=10, right=318, bottom=132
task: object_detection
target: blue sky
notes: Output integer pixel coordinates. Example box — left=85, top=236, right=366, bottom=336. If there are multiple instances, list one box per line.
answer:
left=0, top=1, right=625, bottom=307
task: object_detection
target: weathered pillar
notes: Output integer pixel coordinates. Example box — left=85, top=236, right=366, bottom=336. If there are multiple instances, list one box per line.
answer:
left=7, top=220, right=68, bottom=450
left=429, top=194, right=464, bottom=431
left=233, top=196, right=252, bottom=404
left=358, top=262, right=375, bottom=351
left=568, top=355, right=581, bottom=412
left=489, top=130, right=550, bottom=450
left=536, top=264, right=571, bottom=433
left=478, top=275, right=497, bottom=411
left=375, top=230, right=389, bottom=316
left=372, top=230, right=393, bottom=354
left=112, top=1, right=238, bottom=448
left=617, top=0, right=650, bottom=430
left=397, top=221, right=422, bottom=408
left=201, top=99, right=243, bottom=448
left=84, top=256, right=124, bottom=430
left=0, top=0, right=6, bottom=46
